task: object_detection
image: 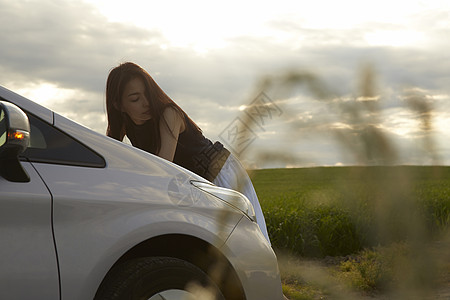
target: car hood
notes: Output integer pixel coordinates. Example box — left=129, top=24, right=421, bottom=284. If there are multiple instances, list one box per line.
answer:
left=54, top=111, right=207, bottom=181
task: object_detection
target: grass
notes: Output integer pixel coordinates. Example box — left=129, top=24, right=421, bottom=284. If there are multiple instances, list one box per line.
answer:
left=251, top=166, right=450, bottom=256
left=250, top=166, right=450, bottom=299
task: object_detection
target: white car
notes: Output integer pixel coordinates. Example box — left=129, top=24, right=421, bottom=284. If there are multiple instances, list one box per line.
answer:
left=0, top=85, right=283, bottom=300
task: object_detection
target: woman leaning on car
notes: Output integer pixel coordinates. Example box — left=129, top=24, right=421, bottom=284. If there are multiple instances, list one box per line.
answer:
left=105, top=62, right=270, bottom=244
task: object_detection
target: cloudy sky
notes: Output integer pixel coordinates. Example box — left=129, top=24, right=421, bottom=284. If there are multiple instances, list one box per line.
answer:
left=1, top=0, right=449, bottom=168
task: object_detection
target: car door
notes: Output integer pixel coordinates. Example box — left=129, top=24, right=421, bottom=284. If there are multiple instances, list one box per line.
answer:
left=1, top=102, right=106, bottom=299
left=18, top=112, right=107, bottom=300
left=0, top=140, right=59, bottom=298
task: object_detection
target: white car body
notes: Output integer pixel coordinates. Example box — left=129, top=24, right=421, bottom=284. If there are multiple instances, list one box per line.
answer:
left=0, top=85, right=283, bottom=300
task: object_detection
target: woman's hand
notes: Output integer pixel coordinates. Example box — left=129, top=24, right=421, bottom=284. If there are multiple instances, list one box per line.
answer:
left=157, top=107, right=185, bottom=161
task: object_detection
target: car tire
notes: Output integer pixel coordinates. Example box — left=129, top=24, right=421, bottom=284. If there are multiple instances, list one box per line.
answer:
left=95, top=256, right=226, bottom=300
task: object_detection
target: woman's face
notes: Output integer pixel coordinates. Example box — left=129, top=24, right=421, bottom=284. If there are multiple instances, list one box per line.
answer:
left=121, top=77, right=152, bottom=125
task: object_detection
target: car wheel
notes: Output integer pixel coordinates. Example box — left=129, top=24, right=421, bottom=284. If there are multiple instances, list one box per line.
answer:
left=95, top=257, right=226, bottom=300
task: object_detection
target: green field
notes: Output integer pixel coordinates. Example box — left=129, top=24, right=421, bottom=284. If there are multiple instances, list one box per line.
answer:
left=250, top=166, right=450, bottom=299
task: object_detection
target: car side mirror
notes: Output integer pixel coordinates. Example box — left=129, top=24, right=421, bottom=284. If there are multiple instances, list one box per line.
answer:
left=0, top=101, right=31, bottom=182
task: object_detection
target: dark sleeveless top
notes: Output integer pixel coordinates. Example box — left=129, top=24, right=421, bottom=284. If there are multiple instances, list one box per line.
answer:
left=125, top=115, right=229, bottom=181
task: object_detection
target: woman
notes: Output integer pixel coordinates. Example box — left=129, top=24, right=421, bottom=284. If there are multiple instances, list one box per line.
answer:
left=105, top=62, right=270, bottom=243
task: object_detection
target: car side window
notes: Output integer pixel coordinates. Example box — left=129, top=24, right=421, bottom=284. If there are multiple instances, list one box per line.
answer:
left=21, top=113, right=105, bottom=168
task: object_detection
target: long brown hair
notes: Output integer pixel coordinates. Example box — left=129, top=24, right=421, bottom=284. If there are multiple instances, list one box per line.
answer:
left=106, top=62, right=201, bottom=153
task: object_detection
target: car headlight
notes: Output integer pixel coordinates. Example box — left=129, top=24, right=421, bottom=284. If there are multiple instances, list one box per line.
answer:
left=191, top=181, right=256, bottom=222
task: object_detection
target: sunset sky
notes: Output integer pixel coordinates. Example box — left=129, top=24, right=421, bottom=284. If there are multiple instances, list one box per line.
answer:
left=1, top=0, right=449, bottom=168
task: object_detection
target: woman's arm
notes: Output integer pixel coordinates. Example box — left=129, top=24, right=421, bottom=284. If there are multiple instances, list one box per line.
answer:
left=158, top=107, right=185, bottom=161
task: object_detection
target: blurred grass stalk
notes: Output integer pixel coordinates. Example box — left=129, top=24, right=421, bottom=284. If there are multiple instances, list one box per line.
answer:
left=233, top=65, right=449, bottom=299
